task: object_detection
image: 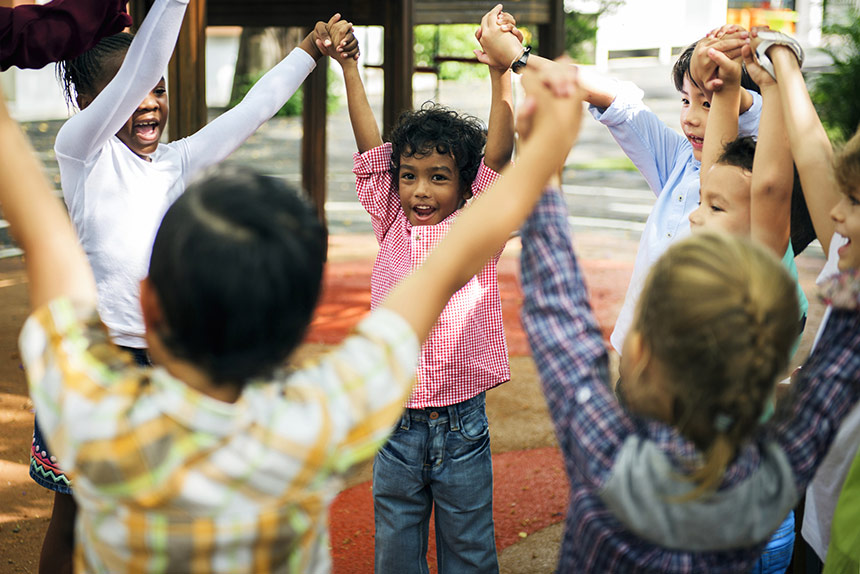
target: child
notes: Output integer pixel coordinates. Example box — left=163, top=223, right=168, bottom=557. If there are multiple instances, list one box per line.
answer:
left=31, top=0, right=357, bottom=570
left=0, top=60, right=586, bottom=573
left=319, top=9, right=515, bottom=571
left=753, top=28, right=860, bottom=569
left=687, top=34, right=809, bottom=573
left=514, top=64, right=860, bottom=573
left=474, top=10, right=762, bottom=359
left=0, top=0, right=131, bottom=71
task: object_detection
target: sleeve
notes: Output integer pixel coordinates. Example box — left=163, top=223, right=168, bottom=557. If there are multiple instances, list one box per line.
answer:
left=773, top=306, right=860, bottom=492
left=0, top=0, right=132, bottom=71
left=738, top=89, right=763, bottom=138
left=19, top=297, right=134, bottom=470
left=353, top=142, right=401, bottom=244
left=588, top=80, right=687, bottom=197
left=469, top=157, right=502, bottom=200
left=519, top=187, right=634, bottom=485
left=297, top=308, right=420, bottom=471
left=53, top=0, right=189, bottom=162
left=173, top=48, right=316, bottom=178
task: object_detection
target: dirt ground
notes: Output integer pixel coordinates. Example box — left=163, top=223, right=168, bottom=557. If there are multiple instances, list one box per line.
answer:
left=0, top=231, right=827, bottom=573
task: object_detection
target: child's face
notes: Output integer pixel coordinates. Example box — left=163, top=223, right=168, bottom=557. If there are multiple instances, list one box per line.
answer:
left=115, top=78, right=169, bottom=159
left=398, top=151, right=468, bottom=226
left=689, top=164, right=750, bottom=236
left=679, top=75, right=710, bottom=162
left=830, top=186, right=860, bottom=270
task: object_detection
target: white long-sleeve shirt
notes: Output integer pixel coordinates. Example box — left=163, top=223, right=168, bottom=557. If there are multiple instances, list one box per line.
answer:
left=55, top=0, right=316, bottom=347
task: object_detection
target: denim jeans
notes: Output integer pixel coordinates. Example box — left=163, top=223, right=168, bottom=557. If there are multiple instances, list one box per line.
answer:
left=750, top=510, right=795, bottom=574
left=373, top=392, right=498, bottom=574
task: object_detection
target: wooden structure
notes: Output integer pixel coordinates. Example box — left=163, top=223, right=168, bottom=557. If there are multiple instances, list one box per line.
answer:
left=130, top=0, right=565, bottom=218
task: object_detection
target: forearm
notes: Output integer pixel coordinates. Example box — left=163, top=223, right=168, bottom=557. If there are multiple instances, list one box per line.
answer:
left=528, top=55, right=616, bottom=109
left=750, top=83, right=792, bottom=254
left=773, top=47, right=838, bottom=253
left=342, top=61, right=383, bottom=153
left=182, top=48, right=316, bottom=174
left=0, top=93, right=96, bottom=309
left=701, top=84, right=741, bottom=175
left=483, top=67, right=514, bottom=171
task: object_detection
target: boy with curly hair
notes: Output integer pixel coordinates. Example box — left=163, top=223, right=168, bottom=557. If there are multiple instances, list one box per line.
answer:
left=319, top=10, right=516, bottom=572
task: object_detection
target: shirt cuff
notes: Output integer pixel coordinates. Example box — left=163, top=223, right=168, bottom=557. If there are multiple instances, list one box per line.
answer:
left=588, top=80, right=645, bottom=126
left=353, top=142, right=394, bottom=176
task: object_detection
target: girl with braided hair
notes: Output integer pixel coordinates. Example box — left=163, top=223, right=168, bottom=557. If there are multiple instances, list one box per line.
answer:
left=30, top=1, right=357, bottom=571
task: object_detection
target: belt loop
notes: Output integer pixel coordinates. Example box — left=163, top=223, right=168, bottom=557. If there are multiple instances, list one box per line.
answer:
left=447, top=402, right=461, bottom=432
left=399, top=409, right=411, bottom=430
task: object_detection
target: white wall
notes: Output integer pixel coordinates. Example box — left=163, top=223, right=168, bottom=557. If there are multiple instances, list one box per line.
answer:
left=594, top=0, right=728, bottom=68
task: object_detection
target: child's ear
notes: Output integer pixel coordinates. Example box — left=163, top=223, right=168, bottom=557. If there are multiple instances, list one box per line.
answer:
left=76, top=93, right=93, bottom=111
left=139, top=277, right=165, bottom=334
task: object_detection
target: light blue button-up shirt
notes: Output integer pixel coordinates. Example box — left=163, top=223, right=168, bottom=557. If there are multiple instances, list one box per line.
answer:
left=590, top=81, right=763, bottom=353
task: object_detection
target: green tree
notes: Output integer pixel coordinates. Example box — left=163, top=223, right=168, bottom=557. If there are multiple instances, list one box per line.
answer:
left=565, top=1, right=625, bottom=64
left=810, top=10, right=860, bottom=143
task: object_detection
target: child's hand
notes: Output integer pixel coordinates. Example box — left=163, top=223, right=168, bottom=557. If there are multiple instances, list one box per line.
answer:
left=741, top=26, right=778, bottom=87
left=518, top=58, right=581, bottom=146
left=313, top=14, right=359, bottom=63
left=690, top=28, right=748, bottom=97
left=474, top=4, right=524, bottom=71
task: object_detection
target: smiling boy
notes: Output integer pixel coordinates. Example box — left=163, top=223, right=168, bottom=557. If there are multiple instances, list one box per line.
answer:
left=319, top=12, right=516, bottom=571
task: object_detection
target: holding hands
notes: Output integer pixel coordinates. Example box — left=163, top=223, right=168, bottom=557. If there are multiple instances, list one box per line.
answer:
left=690, top=25, right=750, bottom=95
left=307, top=13, right=360, bottom=62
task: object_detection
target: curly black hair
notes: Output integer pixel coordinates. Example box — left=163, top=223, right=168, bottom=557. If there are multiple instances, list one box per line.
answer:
left=388, top=102, right=487, bottom=201
left=57, top=32, right=133, bottom=108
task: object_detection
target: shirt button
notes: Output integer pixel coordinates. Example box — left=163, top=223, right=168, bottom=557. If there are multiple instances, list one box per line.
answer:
left=667, top=232, right=672, bottom=238
left=429, top=411, right=439, bottom=420
left=678, top=196, right=683, bottom=202
left=414, top=233, right=421, bottom=241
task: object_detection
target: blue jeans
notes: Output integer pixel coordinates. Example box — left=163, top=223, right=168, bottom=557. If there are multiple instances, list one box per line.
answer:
left=373, top=393, right=498, bottom=574
left=750, top=511, right=795, bottom=574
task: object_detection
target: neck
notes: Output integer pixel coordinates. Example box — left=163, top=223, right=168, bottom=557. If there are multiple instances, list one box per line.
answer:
left=146, top=332, right=242, bottom=403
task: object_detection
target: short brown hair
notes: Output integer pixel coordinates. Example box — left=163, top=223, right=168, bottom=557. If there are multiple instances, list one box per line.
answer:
left=835, top=126, right=860, bottom=195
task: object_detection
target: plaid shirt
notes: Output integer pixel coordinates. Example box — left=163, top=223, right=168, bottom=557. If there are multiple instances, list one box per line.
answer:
left=520, top=188, right=860, bottom=573
left=353, top=143, right=510, bottom=408
left=20, top=298, right=419, bottom=574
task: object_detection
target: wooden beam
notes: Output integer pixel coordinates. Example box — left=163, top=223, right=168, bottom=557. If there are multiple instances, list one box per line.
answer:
left=538, top=0, right=566, bottom=59
left=167, top=0, right=208, bottom=141
left=382, top=0, right=414, bottom=138
left=301, top=53, right=328, bottom=225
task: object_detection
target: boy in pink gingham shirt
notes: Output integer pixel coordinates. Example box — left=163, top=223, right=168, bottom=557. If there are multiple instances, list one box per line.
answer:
left=320, top=10, right=516, bottom=571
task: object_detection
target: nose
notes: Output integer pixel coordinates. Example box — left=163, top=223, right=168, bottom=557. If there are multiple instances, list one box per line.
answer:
left=683, top=106, right=702, bottom=127
left=689, top=204, right=703, bottom=228
left=414, top=180, right=430, bottom=198
left=139, top=91, right=160, bottom=111
left=831, top=195, right=848, bottom=223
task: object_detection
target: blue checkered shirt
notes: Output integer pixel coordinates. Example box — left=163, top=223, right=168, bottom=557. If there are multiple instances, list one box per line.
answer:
left=519, top=187, right=860, bottom=573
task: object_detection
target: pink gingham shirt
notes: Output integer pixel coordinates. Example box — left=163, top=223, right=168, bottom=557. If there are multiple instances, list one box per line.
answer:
left=354, top=142, right=511, bottom=408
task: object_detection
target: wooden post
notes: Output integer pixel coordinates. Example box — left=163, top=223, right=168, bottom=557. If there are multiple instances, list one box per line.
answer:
left=167, top=0, right=208, bottom=141
left=383, top=0, right=414, bottom=137
left=538, top=0, right=566, bottom=58
left=301, top=52, right=328, bottom=224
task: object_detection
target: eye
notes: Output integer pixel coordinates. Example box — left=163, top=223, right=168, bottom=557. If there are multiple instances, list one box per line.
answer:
left=154, top=87, right=167, bottom=96
left=400, top=172, right=415, bottom=181
left=431, top=174, right=449, bottom=182
left=709, top=204, right=724, bottom=213
left=703, top=101, right=711, bottom=110
left=850, top=195, right=860, bottom=207
left=681, top=98, right=690, bottom=105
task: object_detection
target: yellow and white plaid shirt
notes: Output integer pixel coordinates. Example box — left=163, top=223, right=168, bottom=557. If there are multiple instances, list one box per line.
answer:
left=20, top=297, right=418, bottom=573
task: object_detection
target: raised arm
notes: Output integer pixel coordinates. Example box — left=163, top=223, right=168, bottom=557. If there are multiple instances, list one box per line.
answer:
left=744, top=41, right=793, bottom=255
left=177, top=19, right=357, bottom=176
left=381, top=63, right=584, bottom=342
left=0, top=0, right=132, bottom=71
left=323, top=25, right=382, bottom=153
left=766, top=40, right=840, bottom=253
left=0, top=88, right=96, bottom=309
left=695, top=45, right=743, bottom=175
left=483, top=67, right=515, bottom=172
left=53, top=0, right=189, bottom=161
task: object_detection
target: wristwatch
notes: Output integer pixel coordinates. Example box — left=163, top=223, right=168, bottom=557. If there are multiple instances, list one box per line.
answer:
left=510, top=46, right=531, bottom=74
left=754, top=30, right=804, bottom=79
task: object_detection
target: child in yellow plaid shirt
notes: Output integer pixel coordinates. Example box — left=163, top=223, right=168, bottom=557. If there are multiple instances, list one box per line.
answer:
left=0, top=38, right=587, bottom=574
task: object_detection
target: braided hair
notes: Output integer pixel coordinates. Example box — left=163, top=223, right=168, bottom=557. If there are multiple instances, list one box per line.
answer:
left=634, top=232, right=799, bottom=499
left=57, top=32, right=133, bottom=108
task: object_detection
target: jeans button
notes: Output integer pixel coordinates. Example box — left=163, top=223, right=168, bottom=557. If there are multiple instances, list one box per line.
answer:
left=429, top=411, right=439, bottom=420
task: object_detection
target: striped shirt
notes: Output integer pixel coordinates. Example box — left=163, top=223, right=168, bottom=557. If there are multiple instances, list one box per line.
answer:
left=20, top=298, right=419, bottom=573
left=353, top=142, right=510, bottom=408
left=520, top=187, right=860, bottom=573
